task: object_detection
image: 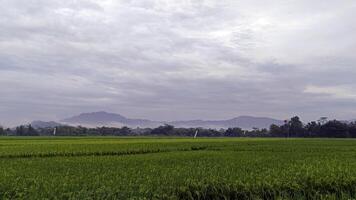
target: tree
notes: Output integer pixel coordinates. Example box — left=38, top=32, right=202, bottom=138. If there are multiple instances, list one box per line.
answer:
left=5, top=128, right=11, bottom=135
left=348, top=122, right=356, bottom=138
left=320, top=120, right=348, bottom=138
left=197, top=128, right=222, bottom=137
left=16, top=125, right=25, bottom=136
left=27, top=124, right=38, bottom=136
left=305, top=121, right=321, bottom=137
left=225, top=127, right=243, bottom=137
left=318, top=117, right=328, bottom=125
left=289, top=116, right=305, bottom=137
left=151, top=124, right=174, bottom=135
left=0, top=126, right=4, bottom=136
left=281, top=122, right=290, bottom=137
left=269, top=124, right=284, bottom=137
left=117, top=126, right=131, bottom=136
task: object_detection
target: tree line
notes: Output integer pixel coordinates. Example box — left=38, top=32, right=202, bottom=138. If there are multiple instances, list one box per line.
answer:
left=1, top=116, right=356, bottom=137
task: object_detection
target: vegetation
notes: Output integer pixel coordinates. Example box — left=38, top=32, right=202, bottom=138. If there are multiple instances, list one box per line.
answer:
left=2, top=116, right=356, bottom=138
left=0, top=126, right=4, bottom=136
left=1, top=137, right=356, bottom=199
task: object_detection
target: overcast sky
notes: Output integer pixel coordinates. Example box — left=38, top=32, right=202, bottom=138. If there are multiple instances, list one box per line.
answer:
left=1, top=0, right=356, bottom=126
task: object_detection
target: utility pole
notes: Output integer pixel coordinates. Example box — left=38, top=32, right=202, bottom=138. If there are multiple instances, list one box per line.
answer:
left=194, top=129, right=198, bottom=138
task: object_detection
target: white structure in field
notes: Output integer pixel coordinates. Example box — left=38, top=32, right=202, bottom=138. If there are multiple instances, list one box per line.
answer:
left=53, top=127, right=56, bottom=136
left=194, top=130, right=198, bottom=138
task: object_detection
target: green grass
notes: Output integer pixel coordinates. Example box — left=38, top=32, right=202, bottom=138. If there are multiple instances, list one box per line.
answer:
left=1, top=137, right=356, bottom=199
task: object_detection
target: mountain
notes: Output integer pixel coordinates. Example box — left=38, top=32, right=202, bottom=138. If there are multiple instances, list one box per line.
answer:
left=31, top=121, right=63, bottom=128
left=61, top=111, right=160, bottom=128
left=60, top=111, right=283, bottom=129
left=169, top=116, right=284, bottom=129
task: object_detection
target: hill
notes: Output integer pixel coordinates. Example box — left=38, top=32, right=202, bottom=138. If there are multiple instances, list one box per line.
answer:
left=60, top=111, right=283, bottom=129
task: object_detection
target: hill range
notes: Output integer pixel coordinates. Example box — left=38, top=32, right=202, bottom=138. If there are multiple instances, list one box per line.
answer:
left=32, top=111, right=284, bottom=130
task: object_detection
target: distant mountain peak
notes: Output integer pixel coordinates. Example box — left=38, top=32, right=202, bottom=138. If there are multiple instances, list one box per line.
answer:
left=231, top=115, right=275, bottom=119
left=61, top=111, right=127, bottom=124
left=31, top=120, right=63, bottom=128
left=77, top=111, right=124, bottom=117
left=170, top=115, right=283, bottom=129
left=90, top=111, right=117, bottom=115
left=60, top=111, right=283, bottom=129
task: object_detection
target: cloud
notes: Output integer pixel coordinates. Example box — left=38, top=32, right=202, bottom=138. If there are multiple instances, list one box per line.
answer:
left=304, top=85, right=356, bottom=100
left=1, top=0, right=356, bottom=126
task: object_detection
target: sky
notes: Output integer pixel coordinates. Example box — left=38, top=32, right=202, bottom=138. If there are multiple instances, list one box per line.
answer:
left=1, top=0, right=356, bottom=126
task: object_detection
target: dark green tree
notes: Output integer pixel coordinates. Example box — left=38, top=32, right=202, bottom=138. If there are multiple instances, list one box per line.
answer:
left=0, top=126, right=4, bottom=136
left=118, top=126, right=131, bottom=136
left=16, top=125, right=25, bottom=136
left=27, top=124, right=38, bottom=136
left=320, top=120, right=348, bottom=138
left=225, top=127, right=243, bottom=137
left=151, top=124, right=174, bottom=135
left=289, top=116, right=305, bottom=137
left=348, top=122, right=356, bottom=138
left=305, top=121, right=321, bottom=137
left=269, top=124, right=284, bottom=137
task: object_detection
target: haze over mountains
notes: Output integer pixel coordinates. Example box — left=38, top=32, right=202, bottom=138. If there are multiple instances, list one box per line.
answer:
left=31, top=121, right=63, bottom=129
left=61, top=112, right=158, bottom=128
left=36, top=111, right=285, bottom=130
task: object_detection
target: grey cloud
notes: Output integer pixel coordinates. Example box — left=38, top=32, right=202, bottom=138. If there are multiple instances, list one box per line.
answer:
left=1, top=0, right=356, bottom=126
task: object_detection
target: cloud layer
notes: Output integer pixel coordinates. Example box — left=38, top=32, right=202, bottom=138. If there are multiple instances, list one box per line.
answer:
left=1, top=0, right=356, bottom=126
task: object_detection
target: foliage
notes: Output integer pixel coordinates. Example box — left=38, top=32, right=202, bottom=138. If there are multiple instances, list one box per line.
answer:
left=15, top=125, right=38, bottom=136
left=3, top=116, right=356, bottom=138
left=0, top=138, right=356, bottom=199
left=0, top=126, right=4, bottom=136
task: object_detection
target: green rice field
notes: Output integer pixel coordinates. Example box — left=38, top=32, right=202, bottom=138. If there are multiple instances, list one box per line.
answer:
left=1, top=137, right=356, bottom=199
